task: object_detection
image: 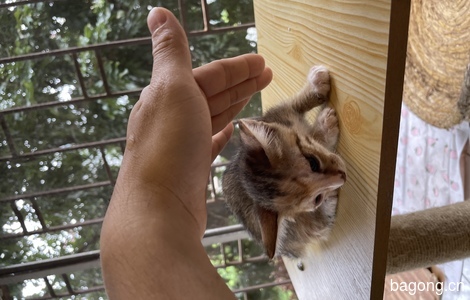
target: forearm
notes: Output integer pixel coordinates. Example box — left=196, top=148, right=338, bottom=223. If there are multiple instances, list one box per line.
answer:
left=98, top=8, right=271, bottom=299
left=101, top=187, right=235, bottom=299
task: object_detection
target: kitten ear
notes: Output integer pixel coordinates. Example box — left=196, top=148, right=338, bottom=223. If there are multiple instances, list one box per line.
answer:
left=255, top=204, right=278, bottom=259
left=238, top=119, right=281, bottom=165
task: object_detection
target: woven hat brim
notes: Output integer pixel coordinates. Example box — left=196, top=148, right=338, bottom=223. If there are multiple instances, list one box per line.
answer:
left=403, top=0, right=470, bottom=129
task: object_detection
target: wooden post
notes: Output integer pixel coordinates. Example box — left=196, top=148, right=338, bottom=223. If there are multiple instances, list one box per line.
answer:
left=253, top=0, right=410, bottom=298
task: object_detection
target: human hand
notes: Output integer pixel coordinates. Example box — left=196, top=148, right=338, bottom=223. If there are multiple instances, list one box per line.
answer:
left=111, top=7, right=272, bottom=237
left=101, top=8, right=271, bottom=298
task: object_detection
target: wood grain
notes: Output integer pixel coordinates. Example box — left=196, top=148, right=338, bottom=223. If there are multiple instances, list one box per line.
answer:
left=253, top=0, right=408, bottom=298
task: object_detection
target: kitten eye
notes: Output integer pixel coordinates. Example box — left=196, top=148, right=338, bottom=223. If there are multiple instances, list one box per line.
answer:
left=306, top=156, right=320, bottom=172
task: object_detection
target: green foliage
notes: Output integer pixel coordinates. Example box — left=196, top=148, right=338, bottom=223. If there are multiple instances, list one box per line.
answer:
left=206, top=239, right=296, bottom=300
left=0, top=0, right=296, bottom=299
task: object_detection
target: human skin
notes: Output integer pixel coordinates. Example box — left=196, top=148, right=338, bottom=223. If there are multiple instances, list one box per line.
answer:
left=100, top=7, right=272, bottom=299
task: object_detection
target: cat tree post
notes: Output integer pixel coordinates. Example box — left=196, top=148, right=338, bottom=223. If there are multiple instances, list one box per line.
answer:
left=253, top=0, right=410, bottom=298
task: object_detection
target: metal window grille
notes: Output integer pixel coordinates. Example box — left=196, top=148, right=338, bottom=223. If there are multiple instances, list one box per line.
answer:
left=0, top=1, right=295, bottom=299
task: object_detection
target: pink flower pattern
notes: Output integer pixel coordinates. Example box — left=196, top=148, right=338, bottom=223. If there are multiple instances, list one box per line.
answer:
left=450, top=150, right=458, bottom=160
left=393, top=104, right=469, bottom=300
left=414, top=146, right=423, bottom=156
left=393, top=104, right=468, bottom=216
left=427, top=137, right=437, bottom=146
left=426, top=164, right=436, bottom=174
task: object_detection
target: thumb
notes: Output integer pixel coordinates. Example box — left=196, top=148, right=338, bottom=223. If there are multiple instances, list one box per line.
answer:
left=147, top=7, right=193, bottom=82
left=211, top=123, right=234, bottom=162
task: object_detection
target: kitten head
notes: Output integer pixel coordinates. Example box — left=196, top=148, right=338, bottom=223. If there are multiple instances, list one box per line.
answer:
left=237, top=118, right=346, bottom=257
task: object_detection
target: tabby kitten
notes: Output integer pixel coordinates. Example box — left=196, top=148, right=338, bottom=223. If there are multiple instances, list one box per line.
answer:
left=222, top=66, right=346, bottom=267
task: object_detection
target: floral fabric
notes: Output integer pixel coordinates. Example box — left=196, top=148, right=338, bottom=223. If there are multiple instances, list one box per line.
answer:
left=393, top=104, right=468, bottom=215
left=392, top=103, right=470, bottom=299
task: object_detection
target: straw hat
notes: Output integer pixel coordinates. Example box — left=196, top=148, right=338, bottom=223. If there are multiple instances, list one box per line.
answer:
left=403, top=0, right=470, bottom=129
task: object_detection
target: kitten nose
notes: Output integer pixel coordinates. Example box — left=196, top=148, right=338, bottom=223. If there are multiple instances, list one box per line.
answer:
left=338, top=170, right=346, bottom=181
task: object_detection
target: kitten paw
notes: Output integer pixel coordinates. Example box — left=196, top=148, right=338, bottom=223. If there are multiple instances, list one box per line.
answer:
left=318, top=107, right=339, bottom=146
left=308, top=65, right=330, bottom=97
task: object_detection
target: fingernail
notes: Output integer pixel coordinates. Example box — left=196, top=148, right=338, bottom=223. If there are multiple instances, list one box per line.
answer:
left=154, top=8, right=167, bottom=26
left=148, top=7, right=167, bottom=33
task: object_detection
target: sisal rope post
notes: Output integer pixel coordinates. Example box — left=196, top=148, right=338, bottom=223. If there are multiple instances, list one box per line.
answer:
left=387, top=200, right=470, bottom=274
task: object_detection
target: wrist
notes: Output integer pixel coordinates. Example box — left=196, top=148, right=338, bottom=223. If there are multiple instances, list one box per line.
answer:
left=108, top=174, right=207, bottom=235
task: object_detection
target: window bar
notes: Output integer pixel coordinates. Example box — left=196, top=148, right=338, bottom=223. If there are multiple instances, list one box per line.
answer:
left=213, top=242, right=227, bottom=269
left=0, top=21, right=253, bottom=66
left=26, top=285, right=106, bottom=300
left=30, top=197, right=48, bottom=232
left=242, top=254, right=268, bottom=264
left=0, top=250, right=101, bottom=279
left=177, top=23, right=256, bottom=37
left=0, top=113, right=18, bottom=158
left=237, top=238, right=243, bottom=263
left=208, top=168, right=217, bottom=202
left=211, top=160, right=230, bottom=168
left=0, top=181, right=111, bottom=203
left=61, top=273, right=75, bottom=296
left=70, top=285, right=105, bottom=296
left=200, top=0, right=210, bottom=31
left=221, top=242, right=227, bottom=266
left=0, top=37, right=152, bottom=65
left=0, top=285, right=11, bottom=300
left=1, top=246, right=268, bottom=286
left=0, top=0, right=66, bottom=9
left=0, top=2, right=285, bottom=297
left=177, top=0, right=187, bottom=30
left=9, top=201, right=28, bottom=234
left=209, top=163, right=230, bottom=202
left=0, top=26, right=252, bottom=115
left=210, top=243, right=269, bottom=269
left=0, top=89, right=142, bottom=115
left=94, top=50, right=112, bottom=96
left=0, top=137, right=126, bottom=163
left=99, top=146, right=115, bottom=186
left=203, top=224, right=246, bottom=237
left=224, top=240, right=238, bottom=264
left=232, top=280, right=292, bottom=294
left=0, top=217, right=104, bottom=241
left=77, top=231, right=100, bottom=253
left=27, top=295, right=55, bottom=300
left=206, top=175, right=214, bottom=203
left=71, top=53, right=89, bottom=99
left=224, top=255, right=267, bottom=268
left=1, top=226, right=250, bottom=279
left=44, top=276, right=57, bottom=298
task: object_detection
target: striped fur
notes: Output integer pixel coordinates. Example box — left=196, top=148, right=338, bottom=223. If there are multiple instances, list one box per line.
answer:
left=222, top=66, right=346, bottom=260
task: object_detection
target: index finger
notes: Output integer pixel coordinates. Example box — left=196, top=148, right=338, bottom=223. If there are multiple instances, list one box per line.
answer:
left=193, top=54, right=267, bottom=98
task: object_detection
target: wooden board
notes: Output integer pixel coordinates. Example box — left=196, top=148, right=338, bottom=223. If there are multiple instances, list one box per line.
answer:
left=253, top=0, right=410, bottom=298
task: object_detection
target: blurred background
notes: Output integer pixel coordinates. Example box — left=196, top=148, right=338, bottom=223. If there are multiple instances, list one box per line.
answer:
left=0, top=0, right=296, bottom=299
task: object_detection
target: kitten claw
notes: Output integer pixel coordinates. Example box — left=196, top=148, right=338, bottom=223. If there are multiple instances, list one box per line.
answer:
left=308, top=65, right=330, bottom=97
left=321, top=107, right=339, bottom=131
left=316, top=107, right=340, bottom=149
